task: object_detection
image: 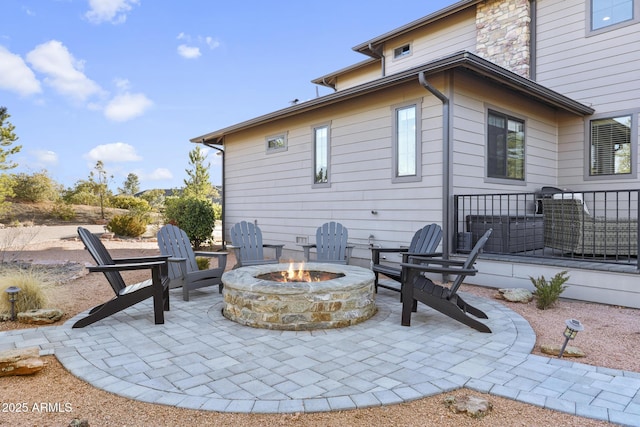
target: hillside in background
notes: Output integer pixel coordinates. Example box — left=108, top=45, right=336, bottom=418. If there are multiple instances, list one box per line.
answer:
left=0, top=202, right=138, bottom=226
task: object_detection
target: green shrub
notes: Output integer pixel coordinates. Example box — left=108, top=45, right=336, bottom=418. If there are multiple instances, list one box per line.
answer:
left=0, top=269, right=50, bottom=316
left=63, top=189, right=99, bottom=206
left=110, top=195, right=150, bottom=212
left=11, top=171, right=61, bottom=202
left=196, top=257, right=210, bottom=270
left=530, top=270, right=569, bottom=310
left=50, top=201, right=76, bottom=221
left=164, top=197, right=215, bottom=249
left=106, top=213, right=149, bottom=237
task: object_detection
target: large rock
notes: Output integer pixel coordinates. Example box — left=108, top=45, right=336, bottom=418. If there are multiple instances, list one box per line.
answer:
left=496, top=288, right=533, bottom=303
left=18, top=308, right=64, bottom=324
left=0, top=347, right=45, bottom=376
left=541, top=344, right=586, bottom=357
left=444, top=394, right=492, bottom=419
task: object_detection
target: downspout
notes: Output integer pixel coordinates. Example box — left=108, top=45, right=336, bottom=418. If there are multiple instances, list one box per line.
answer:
left=203, top=139, right=226, bottom=250
left=529, top=0, right=537, bottom=80
left=419, top=71, right=451, bottom=259
left=368, top=43, right=386, bottom=77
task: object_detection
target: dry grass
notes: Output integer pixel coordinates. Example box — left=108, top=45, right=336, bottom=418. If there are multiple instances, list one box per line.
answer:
left=0, top=267, right=51, bottom=316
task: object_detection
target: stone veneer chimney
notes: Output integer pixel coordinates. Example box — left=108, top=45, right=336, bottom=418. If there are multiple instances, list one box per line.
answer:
left=476, top=0, right=531, bottom=78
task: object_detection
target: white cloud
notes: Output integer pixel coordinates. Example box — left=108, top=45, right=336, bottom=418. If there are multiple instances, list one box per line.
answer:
left=26, top=40, right=103, bottom=102
left=104, top=92, right=153, bottom=121
left=32, top=150, right=58, bottom=165
left=0, top=46, right=41, bottom=96
left=85, top=142, right=142, bottom=163
left=144, top=168, right=173, bottom=180
left=113, top=77, right=131, bottom=91
left=85, top=0, right=140, bottom=25
left=205, top=37, right=220, bottom=50
left=177, top=44, right=201, bottom=59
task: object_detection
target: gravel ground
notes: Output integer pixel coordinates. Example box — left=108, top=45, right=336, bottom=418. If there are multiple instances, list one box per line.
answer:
left=1, top=237, right=636, bottom=426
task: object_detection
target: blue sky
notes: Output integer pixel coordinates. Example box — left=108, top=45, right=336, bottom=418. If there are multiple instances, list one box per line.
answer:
left=1, top=0, right=454, bottom=191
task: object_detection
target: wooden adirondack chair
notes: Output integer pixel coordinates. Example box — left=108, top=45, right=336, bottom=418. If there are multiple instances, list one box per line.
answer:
left=400, top=229, right=493, bottom=333
left=75, top=227, right=170, bottom=328
left=229, top=221, right=284, bottom=268
left=371, top=223, right=443, bottom=293
left=302, top=221, right=353, bottom=264
left=157, top=224, right=228, bottom=301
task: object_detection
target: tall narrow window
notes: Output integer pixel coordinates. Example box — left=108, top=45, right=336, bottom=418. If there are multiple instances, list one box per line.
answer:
left=590, top=115, right=632, bottom=176
left=487, top=110, right=525, bottom=181
left=313, top=124, right=330, bottom=185
left=591, top=0, right=634, bottom=30
left=397, top=105, right=416, bottom=177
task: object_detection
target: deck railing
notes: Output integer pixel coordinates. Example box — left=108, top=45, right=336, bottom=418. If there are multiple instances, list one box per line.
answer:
left=454, top=189, right=640, bottom=268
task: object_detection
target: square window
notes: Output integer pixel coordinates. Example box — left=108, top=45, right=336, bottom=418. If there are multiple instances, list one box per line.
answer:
left=591, top=0, right=634, bottom=30
left=590, top=115, right=632, bottom=176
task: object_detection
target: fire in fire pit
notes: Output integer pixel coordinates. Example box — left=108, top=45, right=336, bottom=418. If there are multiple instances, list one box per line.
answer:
left=256, top=263, right=345, bottom=282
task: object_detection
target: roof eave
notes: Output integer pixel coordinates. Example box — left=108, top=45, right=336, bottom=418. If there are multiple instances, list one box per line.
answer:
left=353, top=0, right=482, bottom=57
left=192, top=52, right=594, bottom=143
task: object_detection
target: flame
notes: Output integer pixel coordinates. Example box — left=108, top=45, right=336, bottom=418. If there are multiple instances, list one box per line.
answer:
left=278, top=262, right=319, bottom=282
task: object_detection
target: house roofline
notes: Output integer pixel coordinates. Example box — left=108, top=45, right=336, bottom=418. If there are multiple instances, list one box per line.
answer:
left=352, top=0, right=482, bottom=58
left=311, top=58, right=379, bottom=89
left=192, top=51, right=594, bottom=144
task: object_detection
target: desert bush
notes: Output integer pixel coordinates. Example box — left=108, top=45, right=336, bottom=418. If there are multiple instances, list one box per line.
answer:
left=11, top=171, right=61, bottom=202
left=50, top=201, right=76, bottom=221
left=110, top=194, right=150, bottom=213
left=196, top=257, right=210, bottom=270
left=0, top=268, right=50, bottom=316
left=530, top=270, right=569, bottom=310
left=164, top=197, right=216, bottom=249
left=62, top=189, right=99, bottom=206
left=106, top=213, right=149, bottom=237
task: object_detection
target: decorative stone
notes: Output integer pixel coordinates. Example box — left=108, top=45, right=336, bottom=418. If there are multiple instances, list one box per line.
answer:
left=496, top=288, right=533, bottom=303
left=444, top=394, right=492, bottom=419
left=541, top=344, right=586, bottom=357
left=17, top=308, right=64, bottom=324
left=222, top=263, right=376, bottom=330
left=0, top=347, right=45, bottom=377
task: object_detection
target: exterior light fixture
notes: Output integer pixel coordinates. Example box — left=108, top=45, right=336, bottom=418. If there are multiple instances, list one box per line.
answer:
left=558, top=318, right=584, bottom=358
left=5, top=286, right=21, bottom=321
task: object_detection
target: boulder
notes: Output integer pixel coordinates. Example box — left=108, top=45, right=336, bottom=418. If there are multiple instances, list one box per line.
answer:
left=0, top=347, right=45, bottom=376
left=496, top=288, right=533, bottom=303
left=17, top=308, right=64, bottom=324
left=444, top=394, right=492, bottom=419
left=541, top=344, right=585, bottom=357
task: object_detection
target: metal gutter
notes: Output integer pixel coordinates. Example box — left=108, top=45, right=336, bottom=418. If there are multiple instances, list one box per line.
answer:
left=352, top=0, right=482, bottom=57
left=192, top=51, right=594, bottom=144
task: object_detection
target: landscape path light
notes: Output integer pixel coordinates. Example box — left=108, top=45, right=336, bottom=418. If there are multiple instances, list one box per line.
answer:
left=558, top=318, right=584, bottom=358
left=5, top=286, right=21, bottom=321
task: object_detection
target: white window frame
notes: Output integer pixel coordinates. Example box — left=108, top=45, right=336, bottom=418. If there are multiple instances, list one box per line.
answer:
left=265, top=132, right=288, bottom=154
left=392, top=100, right=422, bottom=183
left=585, top=111, right=638, bottom=180
left=587, top=0, right=639, bottom=35
left=312, top=123, right=331, bottom=188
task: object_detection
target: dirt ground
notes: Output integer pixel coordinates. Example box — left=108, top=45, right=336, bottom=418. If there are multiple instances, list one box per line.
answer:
left=0, top=235, right=637, bottom=426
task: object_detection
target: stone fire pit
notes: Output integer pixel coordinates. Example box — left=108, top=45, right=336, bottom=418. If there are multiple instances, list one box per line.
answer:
left=221, top=262, right=376, bottom=330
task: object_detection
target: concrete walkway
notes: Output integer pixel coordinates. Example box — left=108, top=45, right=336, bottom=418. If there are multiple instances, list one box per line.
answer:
left=1, top=283, right=639, bottom=425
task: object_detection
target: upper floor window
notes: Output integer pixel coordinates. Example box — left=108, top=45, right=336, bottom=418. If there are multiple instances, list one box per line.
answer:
left=590, top=0, right=635, bottom=31
left=392, top=101, right=422, bottom=182
left=393, top=43, right=411, bottom=59
left=266, top=133, right=287, bottom=153
left=313, top=124, right=330, bottom=186
left=487, top=110, right=525, bottom=181
left=590, top=115, right=632, bottom=176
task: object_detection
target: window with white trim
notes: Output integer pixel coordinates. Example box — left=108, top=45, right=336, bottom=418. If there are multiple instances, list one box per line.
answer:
left=487, top=110, right=525, bottom=181
left=313, top=124, right=330, bottom=186
left=392, top=101, right=421, bottom=182
left=590, top=115, right=632, bottom=176
left=393, top=43, right=411, bottom=59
